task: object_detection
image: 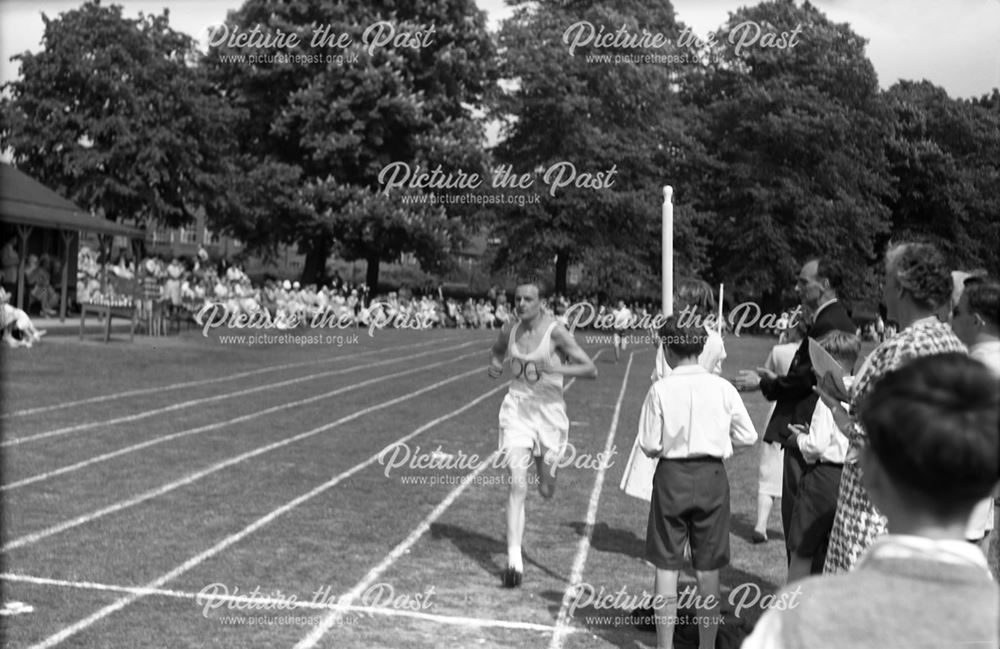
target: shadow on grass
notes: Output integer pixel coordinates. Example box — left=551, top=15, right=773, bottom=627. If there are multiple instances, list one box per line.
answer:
left=567, top=521, right=645, bottom=560
left=429, top=522, right=568, bottom=586
left=729, top=511, right=784, bottom=545
left=547, top=519, right=780, bottom=644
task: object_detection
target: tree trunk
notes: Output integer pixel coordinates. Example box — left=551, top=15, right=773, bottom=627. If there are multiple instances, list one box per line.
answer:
left=554, top=250, right=568, bottom=294
left=365, top=251, right=381, bottom=291
left=301, top=241, right=332, bottom=286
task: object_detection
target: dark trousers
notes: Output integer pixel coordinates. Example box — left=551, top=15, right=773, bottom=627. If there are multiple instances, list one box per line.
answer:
left=788, top=462, right=843, bottom=573
left=781, top=446, right=809, bottom=563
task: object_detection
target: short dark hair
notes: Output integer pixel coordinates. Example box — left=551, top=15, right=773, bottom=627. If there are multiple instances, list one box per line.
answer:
left=859, top=353, right=999, bottom=513
left=675, top=278, right=716, bottom=313
left=514, top=277, right=545, bottom=298
left=658, top=315, right=707, bottom=358
left=811, top=258, right=844, bottom=293
left=964, top=279, right=1000, bottom=328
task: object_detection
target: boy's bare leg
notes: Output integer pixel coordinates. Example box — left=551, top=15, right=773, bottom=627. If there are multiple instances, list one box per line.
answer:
left=653, top=568, right=679, bottom=649
left=754, top=493, right=774, bottom=540
left=694, top=570, right=721, bottom=649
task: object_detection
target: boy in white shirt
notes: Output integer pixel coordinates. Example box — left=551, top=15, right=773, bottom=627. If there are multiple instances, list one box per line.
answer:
left=784, top=331, right=860, bottom=581
left=638, top=317, right=757, bottom=649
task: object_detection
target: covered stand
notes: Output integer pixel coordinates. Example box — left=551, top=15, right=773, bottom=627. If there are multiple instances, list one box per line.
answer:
left=0, top=163, right=145, bottom=334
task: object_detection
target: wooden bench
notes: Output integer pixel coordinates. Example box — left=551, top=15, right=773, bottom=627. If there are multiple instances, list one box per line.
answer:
left=79, top=301, right=137, bottom=342
left=78, top=274, right=138, bottom=342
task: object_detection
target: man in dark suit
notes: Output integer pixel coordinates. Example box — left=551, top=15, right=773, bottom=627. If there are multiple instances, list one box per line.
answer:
left=736, top=258, right=856, bottom=572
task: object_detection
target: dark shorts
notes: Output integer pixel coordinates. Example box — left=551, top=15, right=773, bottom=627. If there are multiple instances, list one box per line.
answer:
left=788, top=462, right=843, bottom=559
left=646, top=457, right=730, bottom=571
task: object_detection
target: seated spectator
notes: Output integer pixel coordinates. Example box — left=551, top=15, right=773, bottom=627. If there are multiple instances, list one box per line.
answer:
left=1, top=287, right=46, bottom=347
left=26, top=254, right=57, bottom=316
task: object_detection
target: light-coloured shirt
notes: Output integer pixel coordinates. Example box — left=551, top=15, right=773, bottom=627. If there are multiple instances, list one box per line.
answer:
left=796, top=376, right=854, bottom=463
left=638, top=365, right=756, bottom=459
left=742, top=534, right=992, bottom=649
left=970, top=340, right=1000, bottom=377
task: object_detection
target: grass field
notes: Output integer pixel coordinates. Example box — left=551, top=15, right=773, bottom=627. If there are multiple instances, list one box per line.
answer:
left=0, top=327, right=995, bottom=649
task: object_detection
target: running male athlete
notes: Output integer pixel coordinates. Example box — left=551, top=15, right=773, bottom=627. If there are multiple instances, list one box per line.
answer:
left=612, top=300, right=633, bottom=362
left=488, top=280, right=598, bottom=587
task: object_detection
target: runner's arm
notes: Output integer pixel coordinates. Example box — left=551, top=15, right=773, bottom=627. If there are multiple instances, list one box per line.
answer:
left=488, top=323, right=511, bottom=378
left=549, top=325, right=598, bottom=378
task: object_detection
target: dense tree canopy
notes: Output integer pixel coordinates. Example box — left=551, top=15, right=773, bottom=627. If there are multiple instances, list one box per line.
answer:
left=681, top=0, right=893, bottom=308
left=883, top=81, right=1000, bottom=274
left=203, top=0, right=498, bottom=287
left=2, top=0, right=996, bottom=301
left=490, top=0, right=709, bottom=294
left=0, top=1, right=243, bottom=228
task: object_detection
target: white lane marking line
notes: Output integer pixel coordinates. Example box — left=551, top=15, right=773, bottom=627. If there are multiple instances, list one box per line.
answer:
left=2, top=349, right=480, bottom=492
left=3, top=361, right=482, bottom=552
left=293, top=355, right=600, bottom=648
left=0, top=573, right=562, bottom=633
left=0, top=337, right=464, bottom=419
left=3, top=340, right=480, bottom=447
left=16, top=382, right=511, bottom=649
left=547, top=352, right=633, bottom=649
left=293, top=451, right=499, bottom=648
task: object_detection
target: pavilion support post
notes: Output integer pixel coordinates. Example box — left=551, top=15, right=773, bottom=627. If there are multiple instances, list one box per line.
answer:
left=15, top=224, right=32, bottom=311
left=59, top=229, right=75, bottom=322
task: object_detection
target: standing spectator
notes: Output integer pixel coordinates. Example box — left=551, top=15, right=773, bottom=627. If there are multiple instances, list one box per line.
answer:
left=752, top=320, right=805, bottom=543
left=784, top=331, right=860, bottom=580
left=652, top=279, right=726, bottom=380
left=735, top=259, right=855, bottom=569
left=638, top=317, right=756, bottom=649
left=743, top=353, right=999, bottom=649
left=951, top=277, right=999, bottom=554
left=776, top=311, right=790, bottom=342
left=622, top=279, right=727, bottom=503
left=823, top=242, right=966, bottom=574
left=164, top=257, right=185, bottom=308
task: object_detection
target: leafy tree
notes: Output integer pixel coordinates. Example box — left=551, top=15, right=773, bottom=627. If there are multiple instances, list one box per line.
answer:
left=0, top=1, right=243, bottom=228
left=491, top=0, right=708, bottom=294
left=684, top=0, right=893, bottom=308
left=204, top=0, right=497, bottom=288
left=882, top=81, right=1000, bottom=275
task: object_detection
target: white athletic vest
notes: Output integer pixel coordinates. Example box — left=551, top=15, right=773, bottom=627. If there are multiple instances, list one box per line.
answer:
left=507, top=320, right=563, bottom=400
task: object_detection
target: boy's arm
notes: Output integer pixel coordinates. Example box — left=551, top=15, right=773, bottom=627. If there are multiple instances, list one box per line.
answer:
left=550, top=324, right=598, bottom=378
left=637, top=387, right=665, bottom=457
left=487, top=323, right=510, bottom=378
left=793, top=399, right=846, bottom=462
left=728, top=384, right=758, bottom=447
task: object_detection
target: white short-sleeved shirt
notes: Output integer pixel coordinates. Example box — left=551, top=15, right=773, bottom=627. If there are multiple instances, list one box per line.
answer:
left=638, top=365, right=757, bottom=459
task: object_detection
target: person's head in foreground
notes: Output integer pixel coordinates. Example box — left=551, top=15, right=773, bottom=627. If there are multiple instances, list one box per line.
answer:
left=858, top=352, right=998, bottom=536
